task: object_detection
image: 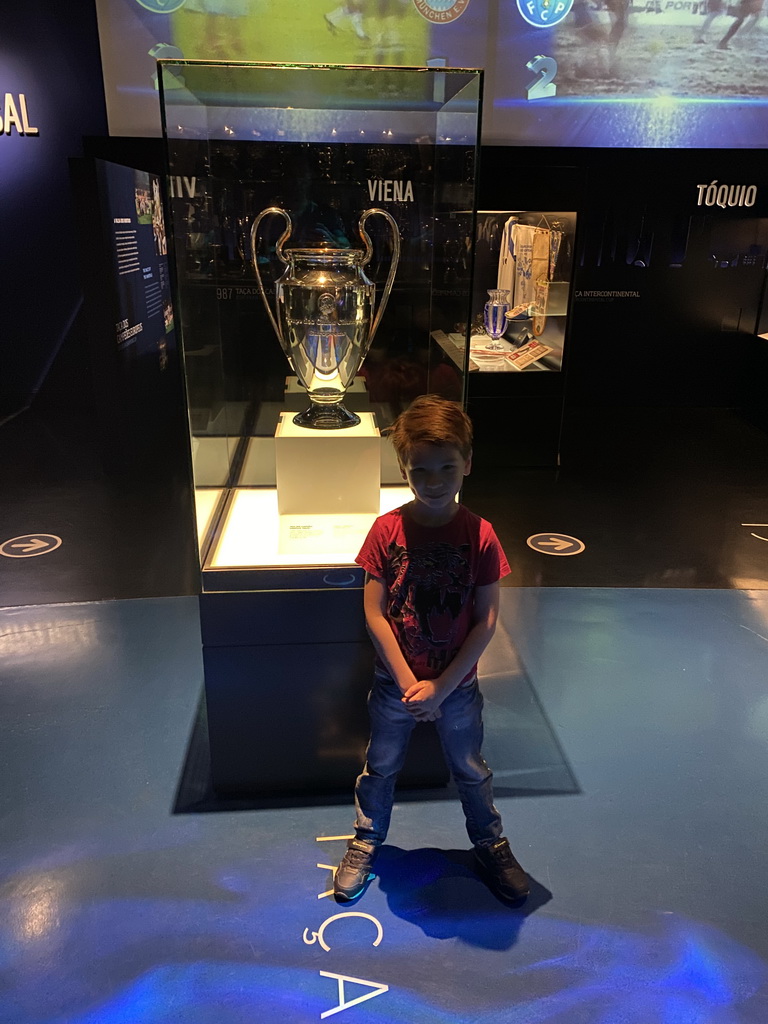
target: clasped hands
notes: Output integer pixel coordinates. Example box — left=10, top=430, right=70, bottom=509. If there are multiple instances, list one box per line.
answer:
left=402, top=679, right=444, bottom=722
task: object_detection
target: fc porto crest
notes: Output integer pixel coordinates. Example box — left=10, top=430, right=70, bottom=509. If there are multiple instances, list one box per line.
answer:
left=516, top=0, right=574, bottom=27
left=413, top=0, right=470, bottom=23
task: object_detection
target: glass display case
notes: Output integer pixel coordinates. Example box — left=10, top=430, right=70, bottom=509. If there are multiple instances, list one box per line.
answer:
left=158, top=61, right=481, bottom=793
left=456, top=209, right=577, bottom=375
left=159, top=60, right=481, bottom=583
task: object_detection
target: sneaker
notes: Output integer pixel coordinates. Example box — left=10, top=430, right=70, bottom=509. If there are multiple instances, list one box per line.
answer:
left=474, top=838, right=530, bottom=904
left=334, top=838, right=377, bottom=901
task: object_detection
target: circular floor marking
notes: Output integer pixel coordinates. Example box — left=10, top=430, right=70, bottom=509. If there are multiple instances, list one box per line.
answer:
left=0, top=534, right=63, bottom=558
left=526, top=533, right=585, bottom=556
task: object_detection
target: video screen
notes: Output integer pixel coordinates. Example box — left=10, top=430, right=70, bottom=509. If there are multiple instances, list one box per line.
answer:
left=95, top=0, right=768, bottom=147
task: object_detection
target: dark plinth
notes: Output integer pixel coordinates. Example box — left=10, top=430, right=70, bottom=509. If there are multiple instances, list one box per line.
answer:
left=199, top=584, right=449, bottom=795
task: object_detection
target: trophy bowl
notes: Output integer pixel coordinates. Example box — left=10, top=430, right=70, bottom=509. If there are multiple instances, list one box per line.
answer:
left=251, top=206, right=400, bottom=429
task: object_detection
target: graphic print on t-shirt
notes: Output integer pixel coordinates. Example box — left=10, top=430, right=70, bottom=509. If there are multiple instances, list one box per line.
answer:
left=388, top=539, right=473, bottom=675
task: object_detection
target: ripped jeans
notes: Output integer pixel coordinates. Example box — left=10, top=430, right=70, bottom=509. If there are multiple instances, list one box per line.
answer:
left=354, top=674, right=503, bottom=848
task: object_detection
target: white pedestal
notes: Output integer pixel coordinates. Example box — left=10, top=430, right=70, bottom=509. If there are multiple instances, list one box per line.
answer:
left=275, top=411, right=381, bottom=515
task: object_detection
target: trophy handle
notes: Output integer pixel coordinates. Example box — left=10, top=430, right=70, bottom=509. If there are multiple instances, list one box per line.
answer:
left=359, top=208, right=401, bottom=344
left=250, top=207, right=292, bottom=342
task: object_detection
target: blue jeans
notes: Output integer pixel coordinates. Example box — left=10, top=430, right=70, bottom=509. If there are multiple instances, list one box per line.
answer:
left=354, top=675, right=503, bottom=848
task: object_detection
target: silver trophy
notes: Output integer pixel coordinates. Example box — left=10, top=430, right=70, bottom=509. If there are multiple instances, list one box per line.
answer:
left=251, top=206, right=400, bottom=429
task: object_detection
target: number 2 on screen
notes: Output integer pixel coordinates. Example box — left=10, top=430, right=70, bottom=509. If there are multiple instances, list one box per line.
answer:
left=526, top=55, right=557, bottom=100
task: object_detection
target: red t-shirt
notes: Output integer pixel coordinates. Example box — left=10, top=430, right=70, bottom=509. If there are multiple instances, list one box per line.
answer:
left=355, top=504, right=511, bottom=684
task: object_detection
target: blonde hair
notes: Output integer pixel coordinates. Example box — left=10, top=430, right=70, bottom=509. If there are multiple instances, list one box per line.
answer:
left=386, top=394, right=473, bottom=463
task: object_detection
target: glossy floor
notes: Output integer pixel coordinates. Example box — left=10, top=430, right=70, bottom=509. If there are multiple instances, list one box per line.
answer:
left=465, top=406, right=768, bottom=590
left=3, top=405, right=768, bottom=606
left=2, top=590, right=767, bottom=1023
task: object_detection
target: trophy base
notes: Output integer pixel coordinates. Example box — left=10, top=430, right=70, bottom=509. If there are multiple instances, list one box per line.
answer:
left=293, top=403, right=361, bottom=430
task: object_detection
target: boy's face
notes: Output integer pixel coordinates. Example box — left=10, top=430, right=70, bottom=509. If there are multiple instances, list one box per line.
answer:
left=400, top=443, right=472, bottom=518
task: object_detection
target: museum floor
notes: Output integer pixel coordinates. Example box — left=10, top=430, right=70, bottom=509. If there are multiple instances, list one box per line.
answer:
left=2, top=405, right=768, bottom=1023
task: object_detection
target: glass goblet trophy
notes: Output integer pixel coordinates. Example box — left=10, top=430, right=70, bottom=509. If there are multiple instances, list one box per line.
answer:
left=251, top=206, right=400, bottom=429
left=483, top=289, right=510, bottom=350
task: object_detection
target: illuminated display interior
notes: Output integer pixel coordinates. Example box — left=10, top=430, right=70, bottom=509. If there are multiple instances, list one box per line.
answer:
left=201, top=485, right=411, bottom=569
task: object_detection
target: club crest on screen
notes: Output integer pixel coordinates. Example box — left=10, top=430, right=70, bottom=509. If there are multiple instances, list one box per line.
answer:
left=516, top=0, right=574, bottom=27
left=413, top=0, right=470, bottom=23
left=134, top=0, right=186, bottom=12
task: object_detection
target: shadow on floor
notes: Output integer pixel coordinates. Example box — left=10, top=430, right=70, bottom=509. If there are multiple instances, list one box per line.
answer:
left=370, top=845, right=551, bottom=950
left=172, top=675, right=581, bottom=814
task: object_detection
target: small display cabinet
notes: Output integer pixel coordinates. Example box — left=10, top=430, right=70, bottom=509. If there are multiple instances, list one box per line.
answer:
left=158, top=61, right=482, bottom=793
left=467, top=210, right=576, bottom=375
left=462, top=198, right=579, bottom=467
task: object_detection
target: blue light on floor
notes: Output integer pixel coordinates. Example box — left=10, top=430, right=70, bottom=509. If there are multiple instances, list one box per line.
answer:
left=3, top=593, right=768, bottom=1022
left=2, top=840, right=766, bottom=1023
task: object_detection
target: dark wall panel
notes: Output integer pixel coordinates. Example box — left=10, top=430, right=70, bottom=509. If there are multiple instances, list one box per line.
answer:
left=478, top=147, right=768, bottom=412
left=0, top=3, right=108, bottom=418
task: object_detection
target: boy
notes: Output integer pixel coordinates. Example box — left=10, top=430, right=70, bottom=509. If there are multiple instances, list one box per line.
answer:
left=334, top=395, right=529, bottom=904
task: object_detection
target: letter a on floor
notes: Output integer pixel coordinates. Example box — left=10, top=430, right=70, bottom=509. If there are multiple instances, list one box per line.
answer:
left=320, top=972, right=389, bottom=1018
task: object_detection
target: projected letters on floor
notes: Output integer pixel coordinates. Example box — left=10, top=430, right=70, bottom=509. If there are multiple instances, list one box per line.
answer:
left=311, top=835, right=389, bottom=1018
